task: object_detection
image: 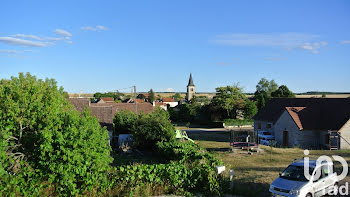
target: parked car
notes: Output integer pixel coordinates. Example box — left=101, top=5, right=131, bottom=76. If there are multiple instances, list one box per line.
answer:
left=269, top=159, right=338, bottom=197
left=258, top=130, right=275, bottom=140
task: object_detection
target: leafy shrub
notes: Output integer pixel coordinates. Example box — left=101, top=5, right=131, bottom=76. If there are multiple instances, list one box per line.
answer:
left=132, top=107, right=175, bottom=149
left=113, top=160, right=222, bottom=195
left=156, top=139, right=222, bottom=167
left=113, top=110, right=138, bottom=135
left=0, top=73, right=113, bottom=196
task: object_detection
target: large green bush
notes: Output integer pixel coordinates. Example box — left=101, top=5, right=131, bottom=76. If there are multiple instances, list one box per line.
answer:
left=113, top=110, right=138, bottom=135
left=0, top=73, right=113, bottom=196
left=132, top=107, right=175, bottom=149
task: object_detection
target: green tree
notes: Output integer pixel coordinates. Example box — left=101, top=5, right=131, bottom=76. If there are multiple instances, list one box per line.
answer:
left=132, top=107, right=174, bottom=149
left=113, top=110, right=139, bottom=135
left=94, top=91, right=124, bottom=102
left=255, top=78, right=278, bottom=94
left=211, top=84, right=246, bottom=118
left=243, top=99, right=258, bottom=119
left=322, top=93, right=327, bottom=98
left=63, top=91, right=69, bottom=98
left=0, top=73, right=113, bottom=195
left=178, top=103, right=192, bottom=122
left=271, top=85, right=295, bottom=98
left=148, top=89, right=155, bottom=103
left=254, top=78, right=278, bottom=110
left=172, top=93, right=182, bottom=101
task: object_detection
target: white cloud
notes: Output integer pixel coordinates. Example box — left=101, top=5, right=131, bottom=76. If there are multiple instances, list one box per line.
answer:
left=299, top=42, right=327, bottom=54
left=81, top=25, right=109, bottom=31
left=12, top=34, right=42, bottom=40
left=165, top=88, right=175, bottom=92
left=81, top=26, right=96, bottom=31
left=96, top=25, right=109, bottom=31
left=54, top=29, right=72, bottom=37
left=1, top=30, right=72, bottom=52
left=211, top=33, right=327, bottom=53
left=0, top=37, right=50, bottom=47
left=12, top=34, right=69, bottom=42
left=340, top=40, right=350, bottom=45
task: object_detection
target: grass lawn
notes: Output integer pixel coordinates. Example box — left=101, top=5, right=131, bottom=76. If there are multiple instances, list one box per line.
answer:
left=186, top=129, right=350, bottom=197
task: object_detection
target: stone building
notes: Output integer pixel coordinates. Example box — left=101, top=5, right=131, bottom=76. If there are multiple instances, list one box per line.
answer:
left=253, top=98, right=350, bottom=149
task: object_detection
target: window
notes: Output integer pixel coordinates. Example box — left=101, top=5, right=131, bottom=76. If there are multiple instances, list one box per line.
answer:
left=191, top=88, right=193, bottom=91
left=321, top=165, right=329, bottom=178
left=266, top=123, right=272, bottom=129
left=257, top=122, right=261, bottom=129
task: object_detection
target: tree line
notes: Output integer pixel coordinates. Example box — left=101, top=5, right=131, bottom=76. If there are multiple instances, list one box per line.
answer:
left=169, top=78, right=295, bottom=125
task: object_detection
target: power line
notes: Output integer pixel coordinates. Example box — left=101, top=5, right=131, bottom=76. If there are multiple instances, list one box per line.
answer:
left=113, top=86, right=134, bottom=92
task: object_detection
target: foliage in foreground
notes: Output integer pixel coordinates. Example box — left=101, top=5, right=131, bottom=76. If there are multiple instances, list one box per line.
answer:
left=112, top=140, right=224, bottom=196
left=0, top=73, right=113, bottom=196
left=114, top=107, right=175, bottom=149
left=113, top=110, right=138, bottom=135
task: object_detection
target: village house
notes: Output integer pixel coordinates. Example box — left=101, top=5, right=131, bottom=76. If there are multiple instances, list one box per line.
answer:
left=68, top=98, right=154, bottom=140
left=253, top=98, right=350, bottom=149
left=97, top=97, right=115, bottom=103
left=162, top=97, right=178, bottom=107
left=153, top=101, right=167, bottom=110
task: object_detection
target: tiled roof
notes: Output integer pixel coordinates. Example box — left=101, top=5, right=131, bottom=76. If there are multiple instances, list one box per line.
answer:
left=90, top=105, right=113, bottom=124
left=155, top=102, right=166, bottom=106
left=90, top=103, right=154, bottom=114
left=162, top=98, right=175, bottom=102
left=68, top=98, right=90, bottom=112
left=254, top=98, right=350, bottom=131
left=100, top=97, right=114, bottom=102
left=285, top=107, right=306, bottom=130
left=136, top=99, right=144, bottom=103
left=69, top=98, right=154, bottom=130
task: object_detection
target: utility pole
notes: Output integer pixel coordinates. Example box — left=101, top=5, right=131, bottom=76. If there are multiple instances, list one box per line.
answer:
left=134, top=85, right=137, bottom=113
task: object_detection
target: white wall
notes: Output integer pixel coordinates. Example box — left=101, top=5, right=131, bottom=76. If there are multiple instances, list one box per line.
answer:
left=339, top=119, right=350, bottom=149
left=163, top=101, right=178, bottom=108
left=274, top=111, right=300, bottom=147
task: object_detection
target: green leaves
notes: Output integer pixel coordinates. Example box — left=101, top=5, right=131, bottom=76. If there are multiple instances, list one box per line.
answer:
left=114, top=107, right=174, bottom=150
left=0, top=73, right=113, bottom=196
left=110, top=139, right=224, bottom=195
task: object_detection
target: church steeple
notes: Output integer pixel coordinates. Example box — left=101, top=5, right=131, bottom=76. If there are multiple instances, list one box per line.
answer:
left=186, top=73, right=195, bottom=101
left=188, top=73, right=195, bottom=86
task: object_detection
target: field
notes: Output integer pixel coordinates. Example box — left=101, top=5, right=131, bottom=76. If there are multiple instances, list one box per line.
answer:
left=185, top=128, right=350, bottom=197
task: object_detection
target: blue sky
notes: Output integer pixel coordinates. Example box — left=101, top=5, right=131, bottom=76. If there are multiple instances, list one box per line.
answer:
left=1, top=0, right=350, bottom=93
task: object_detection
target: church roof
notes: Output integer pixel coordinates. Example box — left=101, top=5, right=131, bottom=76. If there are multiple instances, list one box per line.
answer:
left=188, top=73, right=195, bottom=86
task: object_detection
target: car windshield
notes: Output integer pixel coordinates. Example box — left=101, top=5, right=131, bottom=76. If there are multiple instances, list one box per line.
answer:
left=280, top=165, right=313, bottom=182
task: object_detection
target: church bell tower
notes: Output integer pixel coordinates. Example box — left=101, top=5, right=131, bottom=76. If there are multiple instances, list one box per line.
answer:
left=186, top=73, right=195, bottom=101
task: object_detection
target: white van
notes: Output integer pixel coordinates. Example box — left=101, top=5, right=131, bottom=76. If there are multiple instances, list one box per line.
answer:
left=269, top=159, right=338, bottom=197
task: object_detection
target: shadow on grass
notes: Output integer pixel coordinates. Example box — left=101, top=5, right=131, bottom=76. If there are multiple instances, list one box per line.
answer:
left=223, top=180, right=271, bottom=197
left=206, top=147, right=232, bottom=152
left=186, top=130, right=231, bottom=142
